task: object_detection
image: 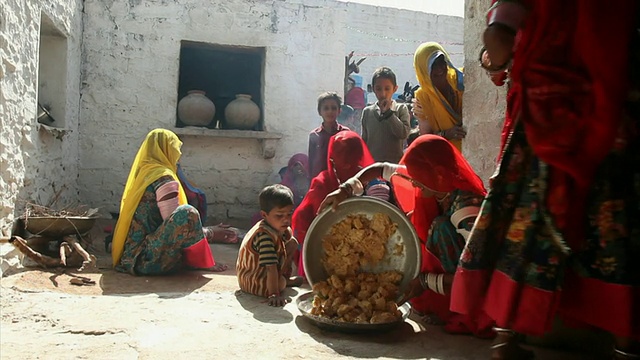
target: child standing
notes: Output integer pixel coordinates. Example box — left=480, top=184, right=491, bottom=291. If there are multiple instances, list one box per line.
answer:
left=361, top=67, right=411, bottom=163
left=236, top=184, right=301, bottom=307
left=308, top=92, right=350, bottom=178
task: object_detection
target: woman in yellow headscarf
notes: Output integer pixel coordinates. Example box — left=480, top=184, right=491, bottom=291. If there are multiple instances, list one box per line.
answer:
left=112, top=129, right=225, bottom=275
left=412, top=42, right=466, bottom=151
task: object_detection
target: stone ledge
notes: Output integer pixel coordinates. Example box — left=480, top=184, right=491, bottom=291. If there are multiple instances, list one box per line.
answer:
left=173, top=127, right=283, bottom=159
left=37, top=123, right=72, bottom=140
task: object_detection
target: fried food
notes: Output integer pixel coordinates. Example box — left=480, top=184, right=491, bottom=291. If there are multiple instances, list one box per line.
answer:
left=310, top=271, right=403, bottom=324
left=310, top=213, right=404, bottom=324
left=322, top=213, right=397, bottom=277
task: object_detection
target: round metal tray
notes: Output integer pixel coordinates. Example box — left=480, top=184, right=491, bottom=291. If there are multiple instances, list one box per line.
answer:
left=302, top=197, right=421, bottom=300
left=24, top=216, right=98, bottom=237
left=296, top=291, right=411, bottom=333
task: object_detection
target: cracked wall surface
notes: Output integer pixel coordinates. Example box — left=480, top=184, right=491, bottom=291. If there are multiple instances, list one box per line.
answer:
left=0, top=0, right=83, bottom=276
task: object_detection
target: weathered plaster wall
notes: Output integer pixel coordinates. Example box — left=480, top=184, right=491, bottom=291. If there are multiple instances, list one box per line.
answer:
left=345, top=3, right=464, bottom=94
left=0, top=0, right=83, bottom=275
left=460, top=0, right=506, bottom=183
left=78, top=0, right=462, bottom=225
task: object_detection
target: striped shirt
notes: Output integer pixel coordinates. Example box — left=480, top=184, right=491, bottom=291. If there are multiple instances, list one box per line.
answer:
left=236, top=220, right=289, bottom=297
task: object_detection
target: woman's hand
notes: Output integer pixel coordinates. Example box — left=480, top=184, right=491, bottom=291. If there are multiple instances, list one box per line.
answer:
left=482, top=24, right=515, bottom=71
left=318, top=188, right=350, bottom=214
left=268, top=294, right=288, bottom=307
left=443, top=125, right=467, bottom=140
left=411, top=98, right=426, bottom=121
left=397, top=276, right=426, bottom=306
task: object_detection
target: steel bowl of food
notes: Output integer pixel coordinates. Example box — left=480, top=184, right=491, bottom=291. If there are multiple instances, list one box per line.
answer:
left=302, top=196, right=421, bottom=300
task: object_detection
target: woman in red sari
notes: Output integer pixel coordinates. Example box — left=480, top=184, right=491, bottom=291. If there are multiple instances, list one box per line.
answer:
left=320, top=135, right=494, bottom=337
left=450, top=1, right=640, bottom=359
left=292, top=131, right=374, bottom=279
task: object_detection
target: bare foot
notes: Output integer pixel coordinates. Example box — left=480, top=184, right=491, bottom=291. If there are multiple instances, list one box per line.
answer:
left=202, top=263, right=228, bottom=272
left=286, top=276, right=304, bottom=287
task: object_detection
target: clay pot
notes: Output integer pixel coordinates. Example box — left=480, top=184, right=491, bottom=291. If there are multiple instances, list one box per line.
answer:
left=224, top=94, right=260, bottom=130
left=178, top=90, right=215, bottom=127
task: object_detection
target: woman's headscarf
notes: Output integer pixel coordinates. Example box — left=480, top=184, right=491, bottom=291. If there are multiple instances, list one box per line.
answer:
left=292, top=131, right=374, bottom=277
left=280, top=153, right=310, bottom=189
left=414, top=42, right=464, bottom=150
left=391, top=135, right=485, bottom=241
left=111, top=129, right=188, bottom=266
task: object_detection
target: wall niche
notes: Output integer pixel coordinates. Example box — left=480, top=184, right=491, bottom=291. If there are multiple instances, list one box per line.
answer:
left=177, top=41, right=265, bottom=131
left=37, top=12, right=68, bottom=128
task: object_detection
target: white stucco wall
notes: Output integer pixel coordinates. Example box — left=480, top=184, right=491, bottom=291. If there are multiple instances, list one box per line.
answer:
left=0, top=0, right=83, bottom=275
left=344, top=3, right=463, bottom=95
left=77, top=0, right=462, bottom=225
left=460, top=0, right=506, bottom=183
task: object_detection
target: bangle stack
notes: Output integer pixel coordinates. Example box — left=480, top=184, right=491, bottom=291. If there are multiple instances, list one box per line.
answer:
left=419, top=273, right=445, bottom=295
left=340, top=177, right=365, bottom=197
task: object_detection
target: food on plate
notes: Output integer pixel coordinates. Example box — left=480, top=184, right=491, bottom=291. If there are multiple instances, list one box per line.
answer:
left=310, top=271, right=403, bottom=324
left=321, top=213, right=398, bottom=277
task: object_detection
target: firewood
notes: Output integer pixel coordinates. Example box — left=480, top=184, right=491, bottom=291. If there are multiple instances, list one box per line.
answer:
left=63, top=236, right=96, bottom=272
left=59, top=242, right=72, bottom=266
left=8, top=236, right=61, bottom=268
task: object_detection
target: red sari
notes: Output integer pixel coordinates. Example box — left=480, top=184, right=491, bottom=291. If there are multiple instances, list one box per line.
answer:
left=392, top=135, right=493, bottom=336
left=292, top=131, right=374, bottom=278
left=451, top=0, right=640, bottom=339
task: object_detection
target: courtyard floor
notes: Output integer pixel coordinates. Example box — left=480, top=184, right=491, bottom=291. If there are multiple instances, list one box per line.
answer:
left=0, top=220, right=587, bottom=360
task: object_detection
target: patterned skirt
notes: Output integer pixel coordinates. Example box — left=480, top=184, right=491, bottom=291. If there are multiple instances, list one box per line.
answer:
left=452, top=121, right=640, bottom=338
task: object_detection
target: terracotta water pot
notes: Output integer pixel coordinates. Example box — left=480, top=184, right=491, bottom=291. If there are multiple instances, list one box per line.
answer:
left=224, top=94, right=260, bottom=130
left=178, top=90, right=215, bottom=127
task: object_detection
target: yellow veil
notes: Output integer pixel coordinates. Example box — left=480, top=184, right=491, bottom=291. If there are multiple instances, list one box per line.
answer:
left=414, top=42, right=464, bottom=150
left=111, top=129, right=188, bottom=266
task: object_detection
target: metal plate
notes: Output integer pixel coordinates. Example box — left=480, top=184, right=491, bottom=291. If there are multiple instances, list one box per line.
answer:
left=24, top=216, right=98, bottom=237
left=296, top=291, right=411, bottom=333
left=302, top=197, right=421, bottom=301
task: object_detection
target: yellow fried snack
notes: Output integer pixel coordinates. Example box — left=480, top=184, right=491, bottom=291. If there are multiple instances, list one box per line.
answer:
left=322, top=213, right=398, bottom=277
left=310, top=271, right=403, bottom=324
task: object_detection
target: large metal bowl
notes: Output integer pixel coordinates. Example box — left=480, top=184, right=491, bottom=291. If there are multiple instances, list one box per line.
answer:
left=302, top=197, right=421, bottom=301
left=24, top=216, right=98, bottom=237
left=296, top=291, right=411, bottom=333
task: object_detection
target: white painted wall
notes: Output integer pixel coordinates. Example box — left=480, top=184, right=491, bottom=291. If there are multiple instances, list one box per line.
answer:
left=344, top=2, right=464, bottom=96
left=0, top=0, right=84, bottom=275
left=77, top=0, right=462, bottom=225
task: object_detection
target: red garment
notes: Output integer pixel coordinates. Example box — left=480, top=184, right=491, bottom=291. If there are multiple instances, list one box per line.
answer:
left=182, top=238, right=215, bottom=268
left=345, top=87, right=366, bottom=109
left=391, top=135, right=491, bottom=335
left=392, top=135, right=486, bottom=240
left=453, top=0, right=639, bottom=339
left=292, top=131, right=374, bottom=278
left=308, top=123, right=350, bottom=179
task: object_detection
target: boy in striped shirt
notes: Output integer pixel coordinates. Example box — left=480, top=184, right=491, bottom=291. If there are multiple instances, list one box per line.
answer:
left=236, top=184, right=301, bottom=306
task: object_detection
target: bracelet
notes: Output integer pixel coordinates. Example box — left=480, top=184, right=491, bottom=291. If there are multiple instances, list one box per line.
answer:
left=268, top=293, right=279, bottom=299
left=343, top=177, right=365, bottom=196
left=478, top=47, right=510, bottom=73
left=418, top=273, right=428, bottom=290
left=339, top=183, right=354, bottom=197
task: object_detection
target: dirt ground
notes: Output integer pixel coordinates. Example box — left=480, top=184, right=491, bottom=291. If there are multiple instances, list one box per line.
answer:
left=0, top=221, right=584, bottom=360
